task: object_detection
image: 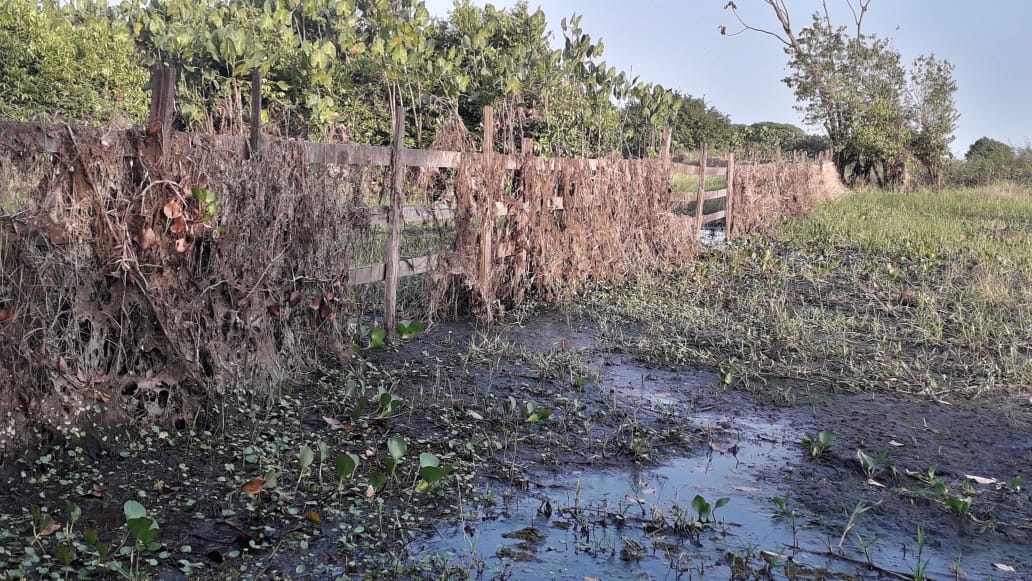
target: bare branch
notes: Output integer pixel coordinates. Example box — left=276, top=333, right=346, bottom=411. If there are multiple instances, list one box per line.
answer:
left=845, top=0, right=872, bottom=37
left=721, top=0, right=796, bottom=48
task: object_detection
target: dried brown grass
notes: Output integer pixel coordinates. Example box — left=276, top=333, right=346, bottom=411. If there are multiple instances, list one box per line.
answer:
left=0, top=122, right=378, bottom=457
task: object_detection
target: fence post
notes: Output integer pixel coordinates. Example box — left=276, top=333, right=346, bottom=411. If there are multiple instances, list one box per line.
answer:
left=521, top=137, right=534, bottom=155
left=249, top=70, right=262, bottom=158
left=694, top=142, right=708, bottom=240
left=726, top=151, right=736, bottom=240
left=384, top=107, right=405, bottom=341
left=478, top=107, right=495, bottom=306
left=148, top=65, right=176, bottom=139
left=775, top=144, right=782, bottom=163
left=661, top=127, right=672, bottom=163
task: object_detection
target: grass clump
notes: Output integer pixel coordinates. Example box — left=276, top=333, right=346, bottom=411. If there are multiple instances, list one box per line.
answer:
left=580, top=186, right=1032, bottom=400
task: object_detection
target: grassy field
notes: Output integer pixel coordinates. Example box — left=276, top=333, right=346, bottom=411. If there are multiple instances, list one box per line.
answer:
left=580, top=185, right=1032, bottom=400
left=670, top=172, right=727, bottom=216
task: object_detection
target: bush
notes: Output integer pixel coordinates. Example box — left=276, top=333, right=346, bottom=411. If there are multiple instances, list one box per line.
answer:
left=0, top=0, right=148, bottom=124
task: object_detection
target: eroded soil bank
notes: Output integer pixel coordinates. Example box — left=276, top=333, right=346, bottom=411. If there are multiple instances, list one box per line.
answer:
left=1, top=311, right=1028, bottom=580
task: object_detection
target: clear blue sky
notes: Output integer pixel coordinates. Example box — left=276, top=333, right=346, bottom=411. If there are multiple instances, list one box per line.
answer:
left=423, top=0, right=1032, bottom=157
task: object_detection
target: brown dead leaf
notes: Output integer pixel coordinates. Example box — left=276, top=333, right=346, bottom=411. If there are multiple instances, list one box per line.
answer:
left=170, top=216, right=187, bottom=234
left=267, top=305, right=281, bottom=317
left=0, top=308, right=14, bottom=323
left=365, top=485, right=375, bottom=498
left=322, top=416, right=344, bottom=430
left=319, top=302, right=332, bottom=319
left=57, top=357, right=68, bottom=374
left=240, top=476, right=266, bottom=498
left=40, top=523, right=61, bottom=536
left=76, top=369, right=87, bottom=383
left=289, top=290, right=302, bottom=304
left=137, top=227, right=157, bottom=250
left=163, top=200, right=182, bottom=220
left=304, top=511, right=321, bottom=524
left=309, top=298, right=321, bottom=310
left=324, top=290, right=335, bottom=301
left=94, top=390, right=112, bottom=404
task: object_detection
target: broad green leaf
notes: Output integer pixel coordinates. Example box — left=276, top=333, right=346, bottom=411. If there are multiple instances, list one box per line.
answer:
left=123, top=500, right=147, bottom=521
left=299, top=445, right=314, bottom=471
left=335, top=453, right=359, bottom=480
left=387, top=436, right=407, bottom=461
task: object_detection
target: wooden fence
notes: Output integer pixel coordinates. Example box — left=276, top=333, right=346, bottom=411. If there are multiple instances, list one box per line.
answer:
left=6, top=107, right=741, bottom=335
left=9, top=66, right=756, bottom=335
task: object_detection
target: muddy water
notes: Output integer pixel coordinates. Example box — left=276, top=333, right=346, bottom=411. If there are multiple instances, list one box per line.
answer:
left=420, top=418, right=1028, bottom=579
left=416, top=317, right=1030, bottom=579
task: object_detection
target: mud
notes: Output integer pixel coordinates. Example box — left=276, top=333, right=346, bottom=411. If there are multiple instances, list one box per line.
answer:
left=0, top=310, right=1029, bottom=580
left=411, top=313, right=1032, bottom=580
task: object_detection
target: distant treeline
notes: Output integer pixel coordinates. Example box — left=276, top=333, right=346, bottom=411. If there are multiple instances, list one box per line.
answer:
left=0, top=0, right=825, bottom=159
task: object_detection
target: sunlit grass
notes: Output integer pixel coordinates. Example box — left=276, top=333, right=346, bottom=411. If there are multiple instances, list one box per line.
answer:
left=671, top=173, right=726, bottom=193
left=784, top=186, right=1032, bottom=266
left=580, top=186, right=1032, bottom=400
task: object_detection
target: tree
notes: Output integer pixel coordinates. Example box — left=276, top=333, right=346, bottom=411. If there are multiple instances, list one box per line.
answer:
left=722, top=1, right=956, bottom=189
left=965, top=137, right=1013, bottom=164
left=907, top=54, right=959, bottom=187
left=0, top=0, right=148, bottom=124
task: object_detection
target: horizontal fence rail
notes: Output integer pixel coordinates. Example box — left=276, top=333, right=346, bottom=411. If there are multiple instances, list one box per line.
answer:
left=1, top=99, right=819, bottom=330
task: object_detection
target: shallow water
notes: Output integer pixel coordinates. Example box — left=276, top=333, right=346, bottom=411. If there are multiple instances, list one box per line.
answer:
left=418, top=413, right=1030, bottom=580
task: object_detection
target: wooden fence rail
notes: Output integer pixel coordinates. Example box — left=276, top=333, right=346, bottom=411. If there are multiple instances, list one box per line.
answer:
left=7, top=86, right=806, bottom=333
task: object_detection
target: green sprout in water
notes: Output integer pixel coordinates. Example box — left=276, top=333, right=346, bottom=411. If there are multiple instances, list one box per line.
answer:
left=801, top=430, right=836, bottom=458
left=691, top=494, right=730, bottom=523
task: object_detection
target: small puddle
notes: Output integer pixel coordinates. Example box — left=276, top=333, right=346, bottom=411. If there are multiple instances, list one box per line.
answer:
left=418, top=416, right=1030, bottom=580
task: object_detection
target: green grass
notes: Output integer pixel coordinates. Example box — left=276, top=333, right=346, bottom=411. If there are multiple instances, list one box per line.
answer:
left=785, top=185, right=1032, bottom=266
left=671, top=173, right=728, bottom=217
left=580, top=186, right=1032, bottom=400
left=671, top=173, right=727, bottom=193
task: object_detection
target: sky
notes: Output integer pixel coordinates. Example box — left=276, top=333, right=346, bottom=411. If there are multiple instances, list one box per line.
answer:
left=422, top=0, right=1032, bottom=156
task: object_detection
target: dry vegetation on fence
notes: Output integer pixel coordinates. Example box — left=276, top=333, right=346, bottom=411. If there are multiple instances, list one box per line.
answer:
left=0, top=117, right=839, bottom=459
left=0, top=123, right=404, bottom=455
left=730, top=156, right=846, bottom=237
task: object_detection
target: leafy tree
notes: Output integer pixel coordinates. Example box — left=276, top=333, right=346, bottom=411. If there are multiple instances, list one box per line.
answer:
left=783, top=15, right=908, bottom=186
left=965, top=137, right=1013, bottom=164
left=740, top=122, right=804, bottom=158
left=0, top=0, right=148, bottom=123
left=668, top=93, right=738, bottom=153
left=722, top=1, right=957, bottom=189
left=907, top=54, right=959, bottom=187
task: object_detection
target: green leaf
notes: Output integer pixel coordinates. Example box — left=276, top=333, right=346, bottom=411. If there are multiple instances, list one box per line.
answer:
left=418, top=453, right=440, bottom=468
left=387, top=436, right=407, bottom=461
left=370, top=471, right=387, bottom=490
left=123, top=500, right=148, bottom=521
left=127, top=516, right=160, bottom=545
left=335, top=453, right=359, bottom=480
left=369, top=327, right=387, bottom=349
left=395, top=320, right=424, bottom=339
left=299, top=445, right=314, bottom=471
left=818, top=430, right=836, bottom=447
left=691, top=494, right=712, bottom=521
left=418, top=465, right=453, bottom=486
